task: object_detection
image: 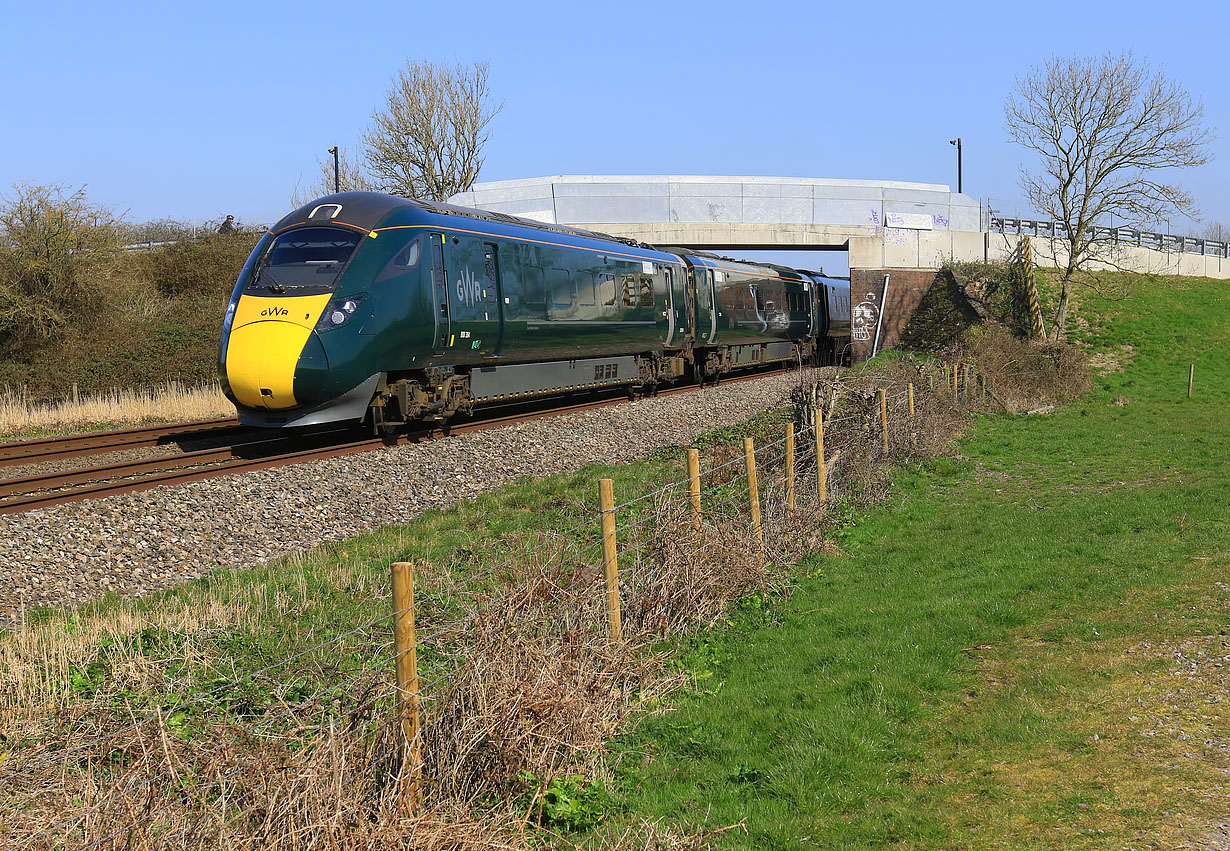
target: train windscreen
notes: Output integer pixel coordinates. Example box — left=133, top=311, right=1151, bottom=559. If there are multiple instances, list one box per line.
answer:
left=246, top=227, right=361, bottom=296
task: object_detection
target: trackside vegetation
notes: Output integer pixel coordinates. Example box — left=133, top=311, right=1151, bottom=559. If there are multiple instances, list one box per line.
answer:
left=0, top=183, right=257, bottom=401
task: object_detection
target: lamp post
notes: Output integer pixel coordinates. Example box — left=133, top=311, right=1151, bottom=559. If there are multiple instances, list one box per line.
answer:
left=328, top=146, right=340, bottom=194
left=948, top=138, right=962, bottom=194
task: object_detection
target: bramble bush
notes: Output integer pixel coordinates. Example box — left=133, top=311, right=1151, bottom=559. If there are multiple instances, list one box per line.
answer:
left=0, top=183, right=123, bottom=351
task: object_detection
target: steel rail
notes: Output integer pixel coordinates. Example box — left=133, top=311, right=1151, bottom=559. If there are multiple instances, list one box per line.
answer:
left=0, top=417, right=244, bottom=468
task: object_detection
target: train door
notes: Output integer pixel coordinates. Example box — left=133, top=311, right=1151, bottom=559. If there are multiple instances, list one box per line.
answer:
left=703, top=268, right=719, bottom=344
left=445, top=235, right=504, bottom=357
left=429, top=233, right=450, bottom=355
left=662, top=266, right=677, bottom=347
left=689, top=263, right=718, bottom=345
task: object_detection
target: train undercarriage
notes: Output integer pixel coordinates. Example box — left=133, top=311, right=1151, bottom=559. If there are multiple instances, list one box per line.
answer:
left=364, top=337, right=839, bottom=434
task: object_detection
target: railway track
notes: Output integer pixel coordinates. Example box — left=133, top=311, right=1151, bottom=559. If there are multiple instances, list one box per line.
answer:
left=0, top=368, right=796, bottom=516
left=0, top=418, right=245, bottom=468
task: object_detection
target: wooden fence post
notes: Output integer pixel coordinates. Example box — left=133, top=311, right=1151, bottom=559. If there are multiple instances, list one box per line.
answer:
left=785, top=423, right=795, bottom=517
left=743, top=438, right=765, bottom=566
left=907, top=383, right=915, bottom=418
left=1188, top=364, right=1194, bottom=399
left=877, top=388, right=888, bottom=454
left=952, top=363, right=959, bottom=403
left=687, top=448, right=702, bottom=534
left=391, top=562, right=423, bottom=805
left=815, top=409, right=827, bottom=503
left=598, top=479, right=623, bottom=643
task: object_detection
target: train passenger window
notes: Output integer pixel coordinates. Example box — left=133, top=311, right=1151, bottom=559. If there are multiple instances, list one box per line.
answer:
left=548, top=268, right=573, bottom=309
left=599, top=273, right=616, bottom=306
left=577, top=271, right=596, bottom=306
left=638, top=276, right=653, bottom=305
left=522, top=266, right=546, bottom=307
left=620, top=275, right=637, bottom=307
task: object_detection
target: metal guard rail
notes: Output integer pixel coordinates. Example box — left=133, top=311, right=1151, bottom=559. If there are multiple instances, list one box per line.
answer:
left=990, top=216, right=1229, bottom=259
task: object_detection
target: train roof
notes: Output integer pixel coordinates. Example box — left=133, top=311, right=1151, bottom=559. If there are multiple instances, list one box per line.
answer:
left=273, top=191, right=671, bottom=257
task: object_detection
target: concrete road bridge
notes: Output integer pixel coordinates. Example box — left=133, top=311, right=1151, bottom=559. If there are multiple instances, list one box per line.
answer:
left=450, top=175, right=1228, bottom=356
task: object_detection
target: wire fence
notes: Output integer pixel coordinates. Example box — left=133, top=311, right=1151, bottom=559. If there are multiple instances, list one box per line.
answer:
left=1, top=360, right=995, bottom=849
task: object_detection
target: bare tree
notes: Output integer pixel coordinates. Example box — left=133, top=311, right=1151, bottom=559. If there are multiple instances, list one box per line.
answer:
left=290, top=145, right=378, bottom=209
left=1200, top=220, right=1229, bottom=244
left=363, top=60, right=502, bottom=202
left=1005, top=51, right=1212, bottom=337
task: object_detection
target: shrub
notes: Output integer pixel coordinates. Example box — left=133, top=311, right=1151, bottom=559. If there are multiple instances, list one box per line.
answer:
left=0, top=183, right=123, bottom=350
left=134, top=232, right=262, bottom=298
left=962, top=325, right=1091, bottom=412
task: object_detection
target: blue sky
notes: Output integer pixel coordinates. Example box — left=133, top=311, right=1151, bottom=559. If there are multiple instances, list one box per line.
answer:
left=4, top=0, right=1226, bottom=254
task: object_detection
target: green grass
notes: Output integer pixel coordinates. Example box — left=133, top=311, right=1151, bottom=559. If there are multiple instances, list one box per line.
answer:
left=607, top=274, right=1228, bottom=848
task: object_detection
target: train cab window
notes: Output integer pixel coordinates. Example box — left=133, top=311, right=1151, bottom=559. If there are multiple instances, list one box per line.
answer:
left=247, top=226, right=360, bottom=295
left=394, top=240, right=420, bottom=268
left=374, top=237, right=421, bottom=284
left=599, top=273, right=616, bottom=306
left=754, top=288, right=765, bottom=311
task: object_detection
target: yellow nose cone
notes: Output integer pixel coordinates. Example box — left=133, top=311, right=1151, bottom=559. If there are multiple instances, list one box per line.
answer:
left=225, top=294, right=331, bottom=409
left=225, top=321, right=310, bottom=409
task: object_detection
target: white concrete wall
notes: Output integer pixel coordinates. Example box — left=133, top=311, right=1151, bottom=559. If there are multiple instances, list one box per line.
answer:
left=451, top=175, right=983, bottom=232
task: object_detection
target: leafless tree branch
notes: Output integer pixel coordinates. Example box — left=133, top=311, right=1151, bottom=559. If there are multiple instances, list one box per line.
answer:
left=362, top=61, right=503, bottom=202
left=1005, top=51, right=1213, bottom=337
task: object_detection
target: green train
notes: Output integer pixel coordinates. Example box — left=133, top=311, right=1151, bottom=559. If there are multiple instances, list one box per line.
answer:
left=219, top=191, right=851, bottom=429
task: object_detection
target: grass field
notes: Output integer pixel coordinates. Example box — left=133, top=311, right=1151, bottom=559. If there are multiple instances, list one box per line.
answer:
left=607, top=274, right=1228, bottom=848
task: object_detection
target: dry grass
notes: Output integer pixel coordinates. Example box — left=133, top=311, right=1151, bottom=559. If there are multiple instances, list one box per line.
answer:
left=0, top=380, right=233, bottom=436
left=1, top=485, right=777, bottom=849
left=961, top=326, right=1091, bottom=413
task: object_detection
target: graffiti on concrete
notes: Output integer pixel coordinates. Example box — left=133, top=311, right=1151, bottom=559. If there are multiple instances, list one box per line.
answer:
left=884, top=227, right=909, bottom=246
left=851, top=292, right=879, bottom=341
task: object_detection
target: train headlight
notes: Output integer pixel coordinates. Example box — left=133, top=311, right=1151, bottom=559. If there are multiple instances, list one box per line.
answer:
left=315, top=294, right=367, bottom=332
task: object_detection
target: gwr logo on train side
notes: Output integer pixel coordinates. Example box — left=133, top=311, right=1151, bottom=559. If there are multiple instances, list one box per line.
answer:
left=455, top=268, right=483, bottom=307
left=260, top=307, right=290, bottom=317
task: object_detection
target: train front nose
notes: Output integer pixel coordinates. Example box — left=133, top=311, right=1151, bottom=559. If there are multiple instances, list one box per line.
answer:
left=225, top=317, right=328, bottom=410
